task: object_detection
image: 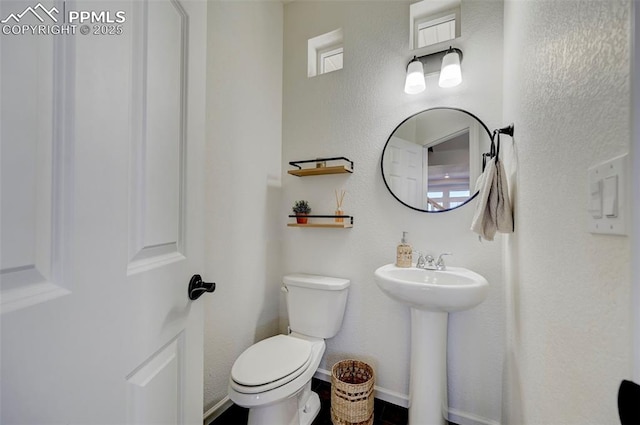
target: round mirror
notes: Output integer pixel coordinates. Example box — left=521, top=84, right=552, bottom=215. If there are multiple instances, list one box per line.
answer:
left=381, top=108, right=492, bottom=213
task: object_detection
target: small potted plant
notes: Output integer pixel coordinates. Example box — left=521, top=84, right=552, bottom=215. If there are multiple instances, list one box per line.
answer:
left=292, top=200, right=311, bottom=224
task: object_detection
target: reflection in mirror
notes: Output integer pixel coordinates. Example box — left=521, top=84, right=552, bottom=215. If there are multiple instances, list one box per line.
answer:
left=381, top=108, right=492, bottom=213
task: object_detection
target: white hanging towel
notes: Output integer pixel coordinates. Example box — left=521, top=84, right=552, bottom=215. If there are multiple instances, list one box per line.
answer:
left=471, top=155, right=513, bottom=241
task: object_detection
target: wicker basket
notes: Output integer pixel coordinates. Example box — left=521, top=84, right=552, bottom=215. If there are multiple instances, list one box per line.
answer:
left=330, top=360, right=375, bottom=425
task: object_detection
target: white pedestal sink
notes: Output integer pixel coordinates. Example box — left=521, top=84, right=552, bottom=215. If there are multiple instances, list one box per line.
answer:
left=374, top=264, right=489, bottom=425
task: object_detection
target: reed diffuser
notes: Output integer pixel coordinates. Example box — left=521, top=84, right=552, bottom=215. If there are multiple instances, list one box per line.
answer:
left=334, top=189, right=346, bottom=223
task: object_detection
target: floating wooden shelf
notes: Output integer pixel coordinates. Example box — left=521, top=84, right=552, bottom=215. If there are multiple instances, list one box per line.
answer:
left=287, top=222, right=353, bottom=228
left=287, top=215, right=354, bottom=228
left=288, top=156, right=354, bottom=177
left=287, top=165, right=352, bottom=177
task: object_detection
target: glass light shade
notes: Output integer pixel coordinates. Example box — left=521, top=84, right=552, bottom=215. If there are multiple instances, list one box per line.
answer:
left=438, top=51, right=462, bottom=88
left=404, top=59, right=426, bottom=94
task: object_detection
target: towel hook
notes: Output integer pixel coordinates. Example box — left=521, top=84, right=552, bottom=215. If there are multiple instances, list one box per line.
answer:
left=490, top=131, right=497, bottom=158
left=495, top=123, right=515, bottom=138
left=482, top=152, right=490, bottom=171
left=490, top=123, right=515, bottom=161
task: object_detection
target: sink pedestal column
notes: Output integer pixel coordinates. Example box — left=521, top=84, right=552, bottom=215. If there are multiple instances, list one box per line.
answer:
left=409, top=308, right=448, bottom=425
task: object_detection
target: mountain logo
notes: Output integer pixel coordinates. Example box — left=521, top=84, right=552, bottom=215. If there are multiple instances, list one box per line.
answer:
left=1, top=3, right=59, bottom=24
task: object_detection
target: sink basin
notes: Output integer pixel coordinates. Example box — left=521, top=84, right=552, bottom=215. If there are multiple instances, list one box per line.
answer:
left=374, top=263, right=489, bottom=313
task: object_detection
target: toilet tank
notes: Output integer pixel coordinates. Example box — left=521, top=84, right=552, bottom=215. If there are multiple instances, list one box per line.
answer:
left=283, top=274, right=350, bottom=339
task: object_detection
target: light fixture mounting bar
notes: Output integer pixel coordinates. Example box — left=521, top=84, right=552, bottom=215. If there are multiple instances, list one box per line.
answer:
left=412, top=47, right=463, bottom=75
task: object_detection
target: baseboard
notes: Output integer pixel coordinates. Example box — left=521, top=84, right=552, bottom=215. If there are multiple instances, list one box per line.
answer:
left=447, top=407, right=501, bottom=425
left=313, top=368, right=410, bottom=408
left=203, top=396, right=234, bottom=425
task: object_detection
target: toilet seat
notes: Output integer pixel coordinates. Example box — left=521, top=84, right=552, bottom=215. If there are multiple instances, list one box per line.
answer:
left=228, top=334, right=326, bottom=410
left=231, top=335, right=312, bottom=394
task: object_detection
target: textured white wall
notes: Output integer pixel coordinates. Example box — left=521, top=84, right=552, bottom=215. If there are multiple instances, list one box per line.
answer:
left=203, top=1, right=283, bottom=412
left=282, top=2, right=505, bottom=423
left=634, top=1, right=640, bottom=382
left=502, top=1, right=633, bottom=423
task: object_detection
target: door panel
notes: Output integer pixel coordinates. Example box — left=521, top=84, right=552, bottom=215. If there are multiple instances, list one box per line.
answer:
left=128, top=0, right=187, bottom=272
left=0, top=2, right=72, bottom=313
left=126, top=335, right=184, bottom=425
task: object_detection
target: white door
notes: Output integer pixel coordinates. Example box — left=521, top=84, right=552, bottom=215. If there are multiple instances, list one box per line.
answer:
left=383, top=136, right=424, bottom=209
left=0, top=1, right=208, bottom=423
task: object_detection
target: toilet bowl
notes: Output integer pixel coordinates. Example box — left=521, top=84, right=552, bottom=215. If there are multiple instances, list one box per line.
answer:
left=228, top=333, right=325, bottom=425
left=228, top=274, right=350, bottom=425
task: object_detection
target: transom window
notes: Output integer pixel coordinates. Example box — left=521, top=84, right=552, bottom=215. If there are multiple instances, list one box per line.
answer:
left=319, top=46, right=344, bottom=75
left=409, top=0, right=461, bottom=50
left=417, top=14, right=456, bottom=48
left=308, top=29, right=344, bottom=78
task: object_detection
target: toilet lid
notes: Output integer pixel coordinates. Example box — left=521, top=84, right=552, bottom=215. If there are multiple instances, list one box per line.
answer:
left=231, top=335, right=312, bottom=387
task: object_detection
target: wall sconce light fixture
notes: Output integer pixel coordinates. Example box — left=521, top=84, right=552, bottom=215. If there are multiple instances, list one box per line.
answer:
left=404, top=46, right=463, bottom=94
left=404, top=57, right=426, bottom=94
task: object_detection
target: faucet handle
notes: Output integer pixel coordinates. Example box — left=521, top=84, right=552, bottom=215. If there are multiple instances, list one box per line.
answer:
left=436, top=253, right=452, bottom=270
left=425, top=255, right=436, bottom=268
left=415, top=251, right=436, bottom=269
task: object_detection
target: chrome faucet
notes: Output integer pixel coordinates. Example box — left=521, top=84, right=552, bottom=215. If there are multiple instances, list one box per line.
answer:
left=415, top=251, right=452, bottom=270
left=415, top=251, right=436, bottom=270
left=435, top=253, right=452, bottom=270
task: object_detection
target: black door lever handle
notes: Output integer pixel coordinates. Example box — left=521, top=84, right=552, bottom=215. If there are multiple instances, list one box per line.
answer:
left=188, top=274, right=216, bottom=301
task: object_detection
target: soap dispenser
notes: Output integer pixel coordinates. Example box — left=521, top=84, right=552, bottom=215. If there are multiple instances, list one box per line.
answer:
left=396, top=231, right=412, bottom=268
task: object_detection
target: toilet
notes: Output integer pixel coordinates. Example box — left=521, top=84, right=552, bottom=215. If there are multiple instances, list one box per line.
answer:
left=228, top=273, right=350, bottom=425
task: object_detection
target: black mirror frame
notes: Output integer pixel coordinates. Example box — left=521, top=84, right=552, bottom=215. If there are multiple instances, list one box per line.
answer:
left=380, top=107, right=492, bottom=213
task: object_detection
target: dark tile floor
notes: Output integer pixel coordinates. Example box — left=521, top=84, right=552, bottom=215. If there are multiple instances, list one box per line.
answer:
left=211, top=378, right=408, bottom=425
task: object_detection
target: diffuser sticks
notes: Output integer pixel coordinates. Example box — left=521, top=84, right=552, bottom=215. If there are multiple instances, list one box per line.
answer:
left=335, top=189, right=346, bottom=223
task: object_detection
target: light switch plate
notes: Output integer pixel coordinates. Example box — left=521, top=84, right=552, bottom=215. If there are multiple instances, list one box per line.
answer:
left=589, top=179, right=603, bottom=218
left=603, top=175, right=618, bottom=217
left=587, top=153, right=628, bottom=235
